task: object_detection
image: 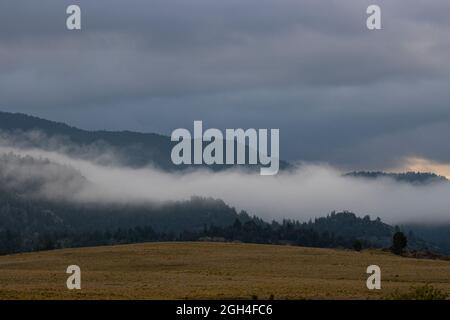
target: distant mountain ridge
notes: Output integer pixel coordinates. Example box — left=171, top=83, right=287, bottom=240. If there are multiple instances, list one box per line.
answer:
left=345, top=171, right=447, bottom=185
left=0, top=111, right=176, bottom=170
left=0, top=111, right=289, bottom=171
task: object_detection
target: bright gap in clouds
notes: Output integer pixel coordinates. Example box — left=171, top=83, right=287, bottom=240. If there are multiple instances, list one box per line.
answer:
left=393, top=157, right=450, bottom=179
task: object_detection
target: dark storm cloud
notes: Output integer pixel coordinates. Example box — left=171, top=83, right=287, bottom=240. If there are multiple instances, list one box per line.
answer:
left=1, top=0, right=450, bottom=169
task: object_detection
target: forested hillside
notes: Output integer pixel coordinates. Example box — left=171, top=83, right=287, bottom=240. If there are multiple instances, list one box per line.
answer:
left=0, top=111, right=449, bottom=255
left=0, top=111, right=289, bottom=171
left=345, top=171, right=448, bottom=184
left=0, top=154, right=432, bottom=255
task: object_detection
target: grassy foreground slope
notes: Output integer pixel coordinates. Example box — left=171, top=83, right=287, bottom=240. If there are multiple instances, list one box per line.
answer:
left=0, top=242, right=449, bottom=300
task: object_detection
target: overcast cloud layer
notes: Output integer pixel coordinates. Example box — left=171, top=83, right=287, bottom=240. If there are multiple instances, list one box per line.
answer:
left=1, top=0, right=450, bottom=170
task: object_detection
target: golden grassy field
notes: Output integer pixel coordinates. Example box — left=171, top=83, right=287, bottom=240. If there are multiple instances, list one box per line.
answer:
left=0, top=242, right=449, bottom=300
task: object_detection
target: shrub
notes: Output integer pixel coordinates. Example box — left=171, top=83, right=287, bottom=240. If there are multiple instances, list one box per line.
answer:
left=389, top=284, right=448, bottom=300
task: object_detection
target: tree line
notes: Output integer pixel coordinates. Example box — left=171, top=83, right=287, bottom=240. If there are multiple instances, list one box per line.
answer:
left=0, top=211, right=414, bottom=255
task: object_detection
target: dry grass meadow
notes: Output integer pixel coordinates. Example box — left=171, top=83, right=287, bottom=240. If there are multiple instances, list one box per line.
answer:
left=0, top=242, right=449, bottom=300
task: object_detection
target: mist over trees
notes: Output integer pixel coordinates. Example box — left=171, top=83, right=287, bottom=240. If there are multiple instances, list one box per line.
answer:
left=0, top=111, right=450, bottom=256
left=0, top=181, right=431, bottom=256
left=0, top=154, right=446, bottom=255
left=0, top=154, right=404, bottom=254
left=0, top=111, right=289, bottom=172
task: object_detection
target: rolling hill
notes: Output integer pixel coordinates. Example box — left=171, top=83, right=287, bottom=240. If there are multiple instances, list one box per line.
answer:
left=0, top=242, right=449, bottom=300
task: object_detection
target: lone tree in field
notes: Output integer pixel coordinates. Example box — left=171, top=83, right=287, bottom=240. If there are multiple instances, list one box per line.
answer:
left=352, top=240, right=363, bottom=252
left=391, top=231, right=407, bottom=255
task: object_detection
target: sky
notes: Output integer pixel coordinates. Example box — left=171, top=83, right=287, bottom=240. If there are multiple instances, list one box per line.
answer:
left=1, top=0, right=450, bottom=172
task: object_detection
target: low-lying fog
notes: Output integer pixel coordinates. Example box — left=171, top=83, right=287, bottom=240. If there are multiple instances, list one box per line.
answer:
left=0, top=145, right=449, bottom=225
